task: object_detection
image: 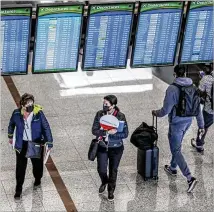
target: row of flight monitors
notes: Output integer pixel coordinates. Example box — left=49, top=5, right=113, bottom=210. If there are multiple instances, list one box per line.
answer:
left=1, top=1, right=213, bottom=75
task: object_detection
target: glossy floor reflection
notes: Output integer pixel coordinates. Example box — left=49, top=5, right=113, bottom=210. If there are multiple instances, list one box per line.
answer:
left=1, top=68, right=213, bottom=211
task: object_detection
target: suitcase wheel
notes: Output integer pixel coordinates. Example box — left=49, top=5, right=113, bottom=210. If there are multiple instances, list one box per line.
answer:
left=153, top=176, right=159, bottom=181
left=144, top=177, right=148, bottom=181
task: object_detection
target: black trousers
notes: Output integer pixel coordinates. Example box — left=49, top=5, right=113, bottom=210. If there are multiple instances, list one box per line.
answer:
left=16, top=141, right=44, bottom=192
left=97, top=146, right=124, bottom=193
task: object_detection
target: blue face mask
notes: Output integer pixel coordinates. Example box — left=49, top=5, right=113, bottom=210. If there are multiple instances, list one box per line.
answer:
left=199, top=71, right=205, bottom=78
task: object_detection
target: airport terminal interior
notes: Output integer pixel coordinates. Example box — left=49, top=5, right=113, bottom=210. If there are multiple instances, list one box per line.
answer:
left=1, top=0, right=214, bottom=211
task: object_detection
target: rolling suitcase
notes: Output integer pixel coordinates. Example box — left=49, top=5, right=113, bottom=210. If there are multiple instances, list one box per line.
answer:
left=137, top=116, right=159, bottom=181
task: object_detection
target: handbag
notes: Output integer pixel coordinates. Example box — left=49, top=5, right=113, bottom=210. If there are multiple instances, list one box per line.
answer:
left=88, top=139, right=99, bottom=161
left=24, top=126, right=42, bottom=159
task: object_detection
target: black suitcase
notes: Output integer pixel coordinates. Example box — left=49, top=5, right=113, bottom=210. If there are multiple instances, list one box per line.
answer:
left=137, top=116, right=159, bottom=181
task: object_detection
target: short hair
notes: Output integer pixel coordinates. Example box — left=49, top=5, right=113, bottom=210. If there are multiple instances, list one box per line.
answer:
left=174, top=65, right=186, bottom=77
left=203, top=64, right=212, bottom=75
left=20, top=93, right=34, bottom=106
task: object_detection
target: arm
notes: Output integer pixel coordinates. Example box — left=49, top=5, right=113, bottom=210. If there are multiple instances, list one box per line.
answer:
left=40, top=111, right=53, bottom=148
left=196, top=106, right=204, bottom=129
left=109, top=114, right=129, bottom=140
left=156, top=87, right=177, bottom=117
left=92, top=112, right=106, bottom=137
left=8, top=111, right=15, bottom=139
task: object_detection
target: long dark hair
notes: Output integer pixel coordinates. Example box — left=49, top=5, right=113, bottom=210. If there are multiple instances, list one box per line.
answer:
left=104, top=95, right=120, bottom=111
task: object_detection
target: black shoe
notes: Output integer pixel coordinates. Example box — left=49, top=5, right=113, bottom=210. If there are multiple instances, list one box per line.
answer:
left=99, top=184, right=107, bottom=194
left=108, top=192, right=114, bottom=202
left=164, top=165, right=177, bottom=176
left=34, top=179, right=41, bottom=188
left=187, top=177, right=198, bottom=193
left=14, top=192, right=22, bottom=200
left=191, top=139, right=204, bottom=153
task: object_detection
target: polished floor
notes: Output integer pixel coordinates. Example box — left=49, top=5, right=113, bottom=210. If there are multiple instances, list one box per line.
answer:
left=1, top=67, right=213, bottom=211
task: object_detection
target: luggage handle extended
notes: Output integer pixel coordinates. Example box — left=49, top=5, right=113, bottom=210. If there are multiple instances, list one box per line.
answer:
left=152, top=115, right=158, bottom=147
left=151, top=115, right=158, bottom=178
left=152, top=115, right=157, bottom=133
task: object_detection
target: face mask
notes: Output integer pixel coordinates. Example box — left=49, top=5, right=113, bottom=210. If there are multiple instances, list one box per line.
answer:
left=26, top=105, right=34, bottom=113
left=103, top=105, right=110, bottom=112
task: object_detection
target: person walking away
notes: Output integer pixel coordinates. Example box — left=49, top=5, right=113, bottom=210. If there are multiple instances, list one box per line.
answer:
left=191, top=64, right=214, bottom=152
left=152, top=65, right=204, bottom=193
left=8, top=93, right=53, bottom=200
left=92, top=95, right=129, bottom=201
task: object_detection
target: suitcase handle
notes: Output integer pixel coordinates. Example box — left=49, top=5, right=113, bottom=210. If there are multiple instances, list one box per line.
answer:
left=152, top=115, right=157, bottom=133
left=152, top=115, right=158, bottom=146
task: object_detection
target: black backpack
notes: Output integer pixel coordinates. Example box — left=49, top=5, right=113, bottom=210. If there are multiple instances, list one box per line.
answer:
left=173, top=83, right=200, bottom=117
left=130, top=122, right=158, bottom=150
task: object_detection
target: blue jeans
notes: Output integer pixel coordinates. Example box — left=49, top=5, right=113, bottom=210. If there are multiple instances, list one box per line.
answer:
left=196, top=110, right=214, bottom=147
left=168, top=122, right=192, bottom=179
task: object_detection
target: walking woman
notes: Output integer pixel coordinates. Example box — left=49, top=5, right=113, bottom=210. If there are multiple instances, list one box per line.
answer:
left=8, top=93, right=53, bottom=200
left=92, top=95, right=129, bottom=201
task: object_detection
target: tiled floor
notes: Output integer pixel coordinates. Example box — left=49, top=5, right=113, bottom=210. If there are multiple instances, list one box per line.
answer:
left=1, top=67, right=213, bottom=211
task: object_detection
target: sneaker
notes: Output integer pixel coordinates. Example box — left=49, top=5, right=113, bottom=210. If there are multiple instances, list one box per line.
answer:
left=108, top=192, right=114, bottom=202
left=191, top=139, right=204, bottom=153
left=14, top=192, right=22, bottom=200
left=99, top=184, right=107, bottom=194
left=187, top=177, right=198, bottom=193
left=34, top=180, right=41, bottom=188
left=164, top=165, right=177, bottom=176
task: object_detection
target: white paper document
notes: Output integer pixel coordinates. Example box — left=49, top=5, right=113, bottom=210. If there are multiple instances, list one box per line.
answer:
left=43, top=145, right=51, bottom=164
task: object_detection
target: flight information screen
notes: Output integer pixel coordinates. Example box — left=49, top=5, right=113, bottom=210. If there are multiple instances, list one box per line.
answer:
left=33, top=5, right=83, bottom=73
left=180, top=1, right=213, bottom=64
left=1, top=7, right=31, bottom=75
left=83, top=3, right=134, bottom=70
left=132, top=2, right=183, bottom=67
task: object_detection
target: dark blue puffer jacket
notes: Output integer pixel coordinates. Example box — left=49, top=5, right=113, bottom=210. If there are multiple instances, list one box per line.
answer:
left=8, top=105, right=53, bottom=153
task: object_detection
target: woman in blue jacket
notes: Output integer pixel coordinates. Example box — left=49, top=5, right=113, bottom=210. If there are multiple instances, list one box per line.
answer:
left=92, top=95, right=129, bottom=201
left=8, top=93, right=53, bottom=200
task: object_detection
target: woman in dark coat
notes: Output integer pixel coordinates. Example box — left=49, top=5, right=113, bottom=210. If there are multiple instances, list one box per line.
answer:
left=92, top=95, right=129, bottom=201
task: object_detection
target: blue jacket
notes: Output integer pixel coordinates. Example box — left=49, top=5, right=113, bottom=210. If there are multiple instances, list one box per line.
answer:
left=156, top=77, right=204, bottom=128
left=8, top=105, right=53, bottom=153
left=92, top=110, right=129, bottom=148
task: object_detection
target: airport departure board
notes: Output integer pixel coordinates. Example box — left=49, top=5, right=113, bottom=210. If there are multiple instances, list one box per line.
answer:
left=33, top=5, right=83, bottom=73
left=83, top=3, right=134, bottom=70
left=180, top=1, right=213, bottom=64
left=1, top=7, right=31, bottom=75
left=132, top=2, right=183, bottom=67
